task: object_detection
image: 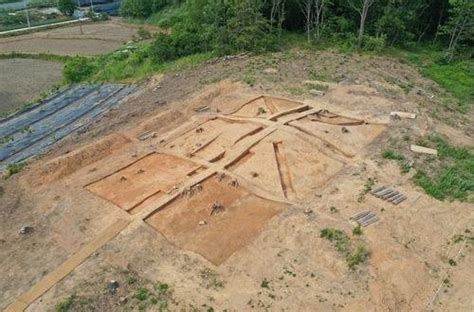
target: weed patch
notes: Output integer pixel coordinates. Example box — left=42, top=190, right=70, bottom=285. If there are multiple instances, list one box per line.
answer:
left=412, top=135, right=473, bottom=201
left=320, top=228, right=369, bottom=269
left=55, top=295, right=75, bottom=312
left=383, top=150, right=405, bottom=161
left=358, top=177, right=376, bottom=202
left=4, top=162, right=27, bottom=179
left=199, top=268, right=224, bottom=290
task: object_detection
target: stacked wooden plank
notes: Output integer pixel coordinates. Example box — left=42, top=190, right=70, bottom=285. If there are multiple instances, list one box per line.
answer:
left=350, top=210, right=379, bottom=227
left=370, top=186, right=407, bottom=205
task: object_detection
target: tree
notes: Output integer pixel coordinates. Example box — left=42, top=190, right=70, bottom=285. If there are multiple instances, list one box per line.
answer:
left=58, top=0, right=75, bottom=16
left=298, top=0, right=314, bottom=42
left=269, top=0, right=286, bottom=38
left=442, top=0, right=474, bottom=61
left=313, top=0, right=329, bottom=41
left=347, top=0, right=376, bottom=47
left=226, top=0, right=272, bottom=52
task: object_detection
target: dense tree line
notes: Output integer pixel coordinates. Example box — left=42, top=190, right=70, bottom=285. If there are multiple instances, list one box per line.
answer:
left=120, top=0, right=473, bottom=62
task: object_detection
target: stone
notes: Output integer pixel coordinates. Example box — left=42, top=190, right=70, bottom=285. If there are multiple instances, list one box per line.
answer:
left=199, top=220, right=207, bottom=226
left=341, top=127, right=350, bottom=133
left=309, top=89, right=325, bottom=96
left=263, top=68, right=278, bottom=74
left=19, top=225, right=32, bottom=235
left=108, top=280, right=119, bottom=292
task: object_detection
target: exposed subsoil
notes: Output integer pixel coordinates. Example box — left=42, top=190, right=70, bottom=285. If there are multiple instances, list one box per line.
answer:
left=0, top=48, right=473, bottom=312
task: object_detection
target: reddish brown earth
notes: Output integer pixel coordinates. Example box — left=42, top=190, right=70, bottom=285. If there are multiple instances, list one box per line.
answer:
left=0, top=49, right=472, bottom=312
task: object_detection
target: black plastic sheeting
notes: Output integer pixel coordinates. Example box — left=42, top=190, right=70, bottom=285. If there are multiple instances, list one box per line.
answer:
left=0, top=83, right=136, bottom=169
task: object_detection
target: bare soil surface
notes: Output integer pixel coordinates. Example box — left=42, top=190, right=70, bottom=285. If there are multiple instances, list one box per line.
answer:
left=0, top=58, right=62, bottom=114
left=0, top=49, right=473, bottom=312
left=0, top=20, right=137, bottom=56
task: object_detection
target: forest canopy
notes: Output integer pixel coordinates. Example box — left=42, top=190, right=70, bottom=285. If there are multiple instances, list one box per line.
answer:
left=120, top=0, right=473, bottom=62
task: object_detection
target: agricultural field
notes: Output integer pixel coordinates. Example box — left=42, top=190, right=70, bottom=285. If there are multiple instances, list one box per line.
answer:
left=0, top=20, right=137, bottom=56
left=0, top=58, right=62, bottom=114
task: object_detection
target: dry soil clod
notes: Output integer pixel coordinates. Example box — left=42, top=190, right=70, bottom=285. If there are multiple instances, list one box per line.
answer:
left=209, top=201, right=225, bottom=216
left=216, top=172, right=226, bottom=182
left=228, top=178, right=239, bottom=188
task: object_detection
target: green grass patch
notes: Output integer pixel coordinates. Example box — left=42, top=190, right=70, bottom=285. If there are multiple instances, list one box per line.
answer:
left=62, top=41, right=214, bottom=84
left=134, top=287, right=150, bottom=301
left=55, top=295, right=75, bottom=312
left=358, top=177, right=376, bottom=202
left=320, top=228, right=369, bottom=269
left=387, top=45, right=473, bottom=112
left=4, top=161, right=27, bottom=179
left=383, top=149, right=405, bottom=160
left=422, top=61, right=474, bottom=110
left=352, top=224, right=363, bottom=236
left=125, top=4, right=186, bottom=28
left=412, top=135, right=473, bottom=201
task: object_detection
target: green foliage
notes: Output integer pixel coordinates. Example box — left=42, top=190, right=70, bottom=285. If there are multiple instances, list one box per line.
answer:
left=413, top=135, right=474, bottom=201
left=261, top=278, right=270, bottom=289
left=422, top=61, right=474, bottom=109
left=320, top=228, right=369, bottom=269
left=144, top=0, right=275, bottom=64
left=63, top=57, right=98, bottom=83
left=362, top=35, right=386, bottom=52
left=55, top=295, right=75, bottom=312
left=320, top=228, right=351, bottom=253
left=135, top=287, right=150, bottom=301
left=346, top=245, right=369, bottom=269
left=4, top=162, right=27, bottom=179
left=57, top=0, right=75, bottom=16
left=86, top=11, right=109, bottom=22
left=383, top=150, right=405, bottom=160
left=120, top=0, right=170, bottom=18
left=358, top=177, right=376, bottom=202
left=352, top=225, right=362, bottom=236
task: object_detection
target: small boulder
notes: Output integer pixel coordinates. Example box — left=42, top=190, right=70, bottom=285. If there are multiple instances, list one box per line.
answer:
left=19, top=225, right=32, bottom=235
left=309, top=89, right=325, bottom=96
left=108, top=280, right=119, bottom=292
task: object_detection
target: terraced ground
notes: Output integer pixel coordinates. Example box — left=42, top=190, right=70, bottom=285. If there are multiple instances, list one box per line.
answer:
left=0, top=58, right=62, bottom=114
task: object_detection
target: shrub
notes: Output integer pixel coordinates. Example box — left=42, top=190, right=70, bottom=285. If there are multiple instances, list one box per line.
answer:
left=134, top=287, right=149, bottom=301
left=120, top=0, right=168, bottom=18
left=86, top=11, right=109, bottom=21
left=63, top=57, right=97, bottom=83
left=137, top=27, right=152, bottom=40
left=4, top=162, right=27, bottom=179
left=148, top=29, right=205, bottom=64
left=346, top=245, right=369, bottom=269
left=352, top=225, right=363, bottom=236
left=363, top=35, right=386, bottom=52
left=57, top=0, right=75, bottom=16
left=55, top=295, right=75, bottom=312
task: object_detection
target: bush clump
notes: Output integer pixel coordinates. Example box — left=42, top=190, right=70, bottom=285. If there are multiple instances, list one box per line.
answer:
left=63, top=57, right=98, bottom=83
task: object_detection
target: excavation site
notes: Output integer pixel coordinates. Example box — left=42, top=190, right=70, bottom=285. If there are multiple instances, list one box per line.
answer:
left=1, top=66, right=472, bottom=312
